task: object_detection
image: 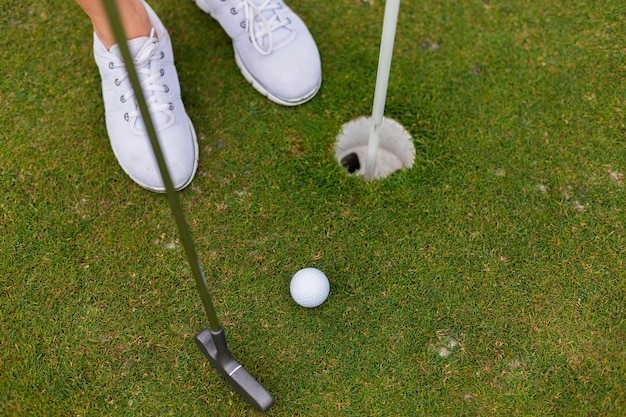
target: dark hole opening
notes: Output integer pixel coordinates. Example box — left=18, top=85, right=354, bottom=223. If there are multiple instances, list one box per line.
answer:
left=340, top=153, right=360, bottom=173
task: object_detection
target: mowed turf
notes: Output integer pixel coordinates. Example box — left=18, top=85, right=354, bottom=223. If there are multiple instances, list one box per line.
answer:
left=2, top=0, right=625, bottom=415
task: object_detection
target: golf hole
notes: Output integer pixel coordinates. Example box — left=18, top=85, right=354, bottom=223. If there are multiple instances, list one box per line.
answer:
left=335, top=117, right=415, bottom=180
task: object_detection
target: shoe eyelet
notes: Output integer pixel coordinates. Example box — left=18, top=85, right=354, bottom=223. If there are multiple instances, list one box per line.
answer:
left=164, top=85, right=169, bottom=93
left=230, top=7, right=237, bottom=14
left=160, top=51, right=165, bottom=59
left=124, top=113, right=129, bottom=121
left=160, top=68, right=165, bottom=76
left=108, top=62, right=114, bottom=69
left=240, top=21, right=246, bottom=29
left=169, top=103, right=174, bottom=110
left=120, top=95, right=125, bottom=103
left=114, top=78, right=121, bottom=86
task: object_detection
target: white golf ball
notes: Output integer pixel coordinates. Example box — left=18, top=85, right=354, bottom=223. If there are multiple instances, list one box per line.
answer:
left=290, top=268, right=330, bottom=308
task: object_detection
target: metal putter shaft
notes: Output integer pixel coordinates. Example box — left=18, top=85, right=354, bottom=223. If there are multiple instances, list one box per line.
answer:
left=100, top=0, right=274, bottom=412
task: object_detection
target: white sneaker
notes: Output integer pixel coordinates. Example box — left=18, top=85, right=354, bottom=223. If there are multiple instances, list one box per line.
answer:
left=195, top=0, right=322, bottom=106
left=93, top=1, right=198, bottom=192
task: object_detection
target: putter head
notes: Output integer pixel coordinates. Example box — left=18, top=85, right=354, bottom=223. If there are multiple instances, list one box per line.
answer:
left=195, top=328, right=274, bottom=412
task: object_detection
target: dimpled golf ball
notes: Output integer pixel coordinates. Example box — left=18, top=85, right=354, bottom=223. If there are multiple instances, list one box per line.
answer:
left=290, top=268, right=330, bottom=308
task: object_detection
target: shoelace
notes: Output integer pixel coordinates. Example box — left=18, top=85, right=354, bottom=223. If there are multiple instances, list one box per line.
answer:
left=115, top=29, right=172, bottom=123
left=236, top=0, right=294, bottom=55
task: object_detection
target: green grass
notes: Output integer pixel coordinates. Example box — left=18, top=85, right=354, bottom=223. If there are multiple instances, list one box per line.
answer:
left=2, top=0, right=625, bottom=415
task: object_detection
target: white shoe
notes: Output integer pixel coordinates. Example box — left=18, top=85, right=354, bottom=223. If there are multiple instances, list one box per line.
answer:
left=93, top=1, right=198, bottom=192
left=195, top=0, right=322, bottom=106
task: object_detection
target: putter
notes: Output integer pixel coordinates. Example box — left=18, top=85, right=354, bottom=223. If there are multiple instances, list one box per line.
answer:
left=100, top=0, right=274, bottom=412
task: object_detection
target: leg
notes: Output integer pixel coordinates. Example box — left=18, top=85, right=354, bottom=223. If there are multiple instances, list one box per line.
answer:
left=74, top=0, right=151, bottom=49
